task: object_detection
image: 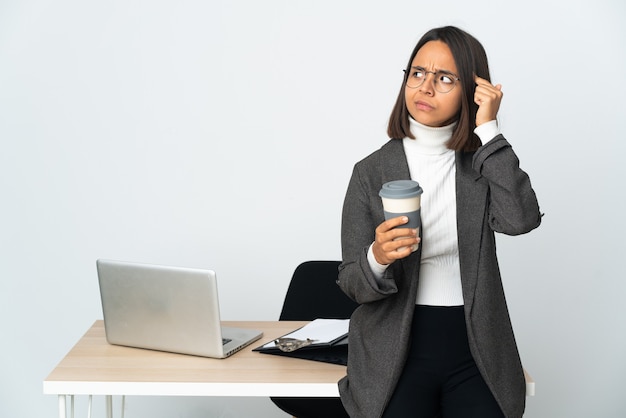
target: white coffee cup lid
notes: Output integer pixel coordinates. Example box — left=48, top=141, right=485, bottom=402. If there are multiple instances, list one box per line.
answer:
left=379, top=180, right=423, bottom=199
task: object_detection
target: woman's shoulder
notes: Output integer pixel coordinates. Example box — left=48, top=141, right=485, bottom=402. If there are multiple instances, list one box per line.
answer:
left=355, top=138, right=404, bottom=167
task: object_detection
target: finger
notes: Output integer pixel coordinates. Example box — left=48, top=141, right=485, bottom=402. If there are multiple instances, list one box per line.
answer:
left=474, top=75, right=491, bottom=86
left=376, top=216, right=409, bottom=233
left=474, top=75, right=503, bottom=92
left=475, top=84, right=503, bottom=103
left=388, top=227, right=418, bottom=241
left=475, top=77, right=503, bottom=95
left=375, top=225, right=417, bottom=249
left=393, top=236, right=420, bottom=250
left=474, top=75, right=497, bottom=88
left=476, top=84, right=501, bottom=95
left=391, top=245, right=413, bottom=259
left=390, top=236, right=421, bottom=258
left=376, top=236, right=420, bottom=264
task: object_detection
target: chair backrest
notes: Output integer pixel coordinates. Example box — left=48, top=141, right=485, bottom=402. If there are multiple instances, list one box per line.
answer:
left=279, top=260, right=359, bottom=321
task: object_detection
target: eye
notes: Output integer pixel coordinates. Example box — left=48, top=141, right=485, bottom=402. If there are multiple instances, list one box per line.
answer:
left=438, top=73, right=454, bottom=85
left=411, top=68, right=426, bottom=79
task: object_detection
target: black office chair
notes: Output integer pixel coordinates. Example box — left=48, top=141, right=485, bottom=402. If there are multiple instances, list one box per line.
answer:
left=270, top=261, right=358, bottom=418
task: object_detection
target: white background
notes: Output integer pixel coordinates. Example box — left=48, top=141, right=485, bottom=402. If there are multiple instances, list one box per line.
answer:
left=1, top=1, right=625, bottom=417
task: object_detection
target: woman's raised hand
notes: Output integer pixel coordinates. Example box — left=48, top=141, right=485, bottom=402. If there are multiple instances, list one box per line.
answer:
left=474, top=75, right=502, bottom=127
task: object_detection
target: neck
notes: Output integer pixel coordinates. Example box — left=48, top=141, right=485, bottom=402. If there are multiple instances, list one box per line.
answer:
left=406, top=117, right=456, bottom=155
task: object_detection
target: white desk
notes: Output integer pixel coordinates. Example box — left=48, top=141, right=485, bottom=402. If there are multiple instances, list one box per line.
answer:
left=44, top=320, right=534, bottom=418
left=44, top=320, right=346, bottom=417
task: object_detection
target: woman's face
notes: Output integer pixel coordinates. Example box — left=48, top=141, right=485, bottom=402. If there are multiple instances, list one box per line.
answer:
left=404, top=40, right=462, bottom=127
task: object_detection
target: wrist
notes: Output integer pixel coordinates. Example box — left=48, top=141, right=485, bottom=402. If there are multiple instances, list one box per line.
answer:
left=368, top=243, right=389, bottom=278
left=474, top=120, right=500, bottom=142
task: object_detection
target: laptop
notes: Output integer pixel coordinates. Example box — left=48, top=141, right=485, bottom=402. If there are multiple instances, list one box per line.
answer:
left=96, top=259, right=263, bottom=358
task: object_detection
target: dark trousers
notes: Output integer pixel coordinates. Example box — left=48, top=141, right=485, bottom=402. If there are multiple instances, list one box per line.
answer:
left=270, top=397, right=349, bottom=418
left=382, top=305, right=505, bottom=418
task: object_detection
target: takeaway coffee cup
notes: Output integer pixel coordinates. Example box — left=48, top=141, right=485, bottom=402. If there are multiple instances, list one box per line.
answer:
left=379, top=180, right=423, bottom=252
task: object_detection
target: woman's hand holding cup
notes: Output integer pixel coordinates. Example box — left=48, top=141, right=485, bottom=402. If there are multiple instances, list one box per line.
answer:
left=372, top=216, right=420, bottom=265
left=376, top=179, right=423, bottom=265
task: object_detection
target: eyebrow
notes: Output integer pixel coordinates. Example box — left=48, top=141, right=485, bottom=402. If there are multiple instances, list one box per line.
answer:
left=411, top=65, right=458, bottom=77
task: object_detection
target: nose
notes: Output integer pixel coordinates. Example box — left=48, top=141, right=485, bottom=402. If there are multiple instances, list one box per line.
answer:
left=418, top=73, right=435, bottom=95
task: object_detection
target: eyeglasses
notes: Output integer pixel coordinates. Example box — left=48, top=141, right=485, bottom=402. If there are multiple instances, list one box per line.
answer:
left=404, top=67, right=460, bottom=93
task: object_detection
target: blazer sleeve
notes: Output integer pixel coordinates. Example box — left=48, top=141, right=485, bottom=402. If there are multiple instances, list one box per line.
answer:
left=472, top=134, right=542, bottom=235
left=337, top=161, right=400, bottom=304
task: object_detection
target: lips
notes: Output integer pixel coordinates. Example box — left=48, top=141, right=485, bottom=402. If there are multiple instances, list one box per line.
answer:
left=415, top=100, right=433, bottom=111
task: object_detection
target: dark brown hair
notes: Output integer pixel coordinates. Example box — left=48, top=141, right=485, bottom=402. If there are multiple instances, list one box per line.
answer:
left=387, top=26, right=492, bottom=152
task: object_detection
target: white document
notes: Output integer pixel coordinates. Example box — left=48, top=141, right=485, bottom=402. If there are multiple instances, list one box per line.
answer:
left=261, top=318, right=349, bottom=349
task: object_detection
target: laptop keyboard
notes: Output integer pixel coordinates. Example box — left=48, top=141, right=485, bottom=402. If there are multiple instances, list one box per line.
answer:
left=222, top=338, right=232, bottom=345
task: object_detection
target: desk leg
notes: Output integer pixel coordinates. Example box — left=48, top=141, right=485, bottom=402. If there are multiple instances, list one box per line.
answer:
left=58, top=395, right=66, bottom=418
left=57, top=395, right=74, bottom=418
left=106, top=395, right=113, bottom=418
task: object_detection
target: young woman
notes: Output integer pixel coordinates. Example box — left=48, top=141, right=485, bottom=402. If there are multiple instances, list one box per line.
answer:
left=337, top=26, right=542, bottom=418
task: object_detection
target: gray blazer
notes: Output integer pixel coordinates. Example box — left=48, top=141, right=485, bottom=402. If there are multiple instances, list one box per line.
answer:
left=337, top=136, right=541, bottom=418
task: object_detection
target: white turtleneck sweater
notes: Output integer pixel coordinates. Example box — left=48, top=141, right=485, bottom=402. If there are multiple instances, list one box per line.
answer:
left=367, top=118, right=499, bottom=306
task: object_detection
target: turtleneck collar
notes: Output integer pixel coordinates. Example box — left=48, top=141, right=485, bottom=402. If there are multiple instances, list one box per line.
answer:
left=404, top=117, right=457, bottom=156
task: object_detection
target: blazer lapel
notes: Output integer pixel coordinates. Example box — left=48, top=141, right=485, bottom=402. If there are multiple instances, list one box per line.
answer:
left=380, top=139, right=411, bottom=184
left=455, top=152, right=488, bottom=315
